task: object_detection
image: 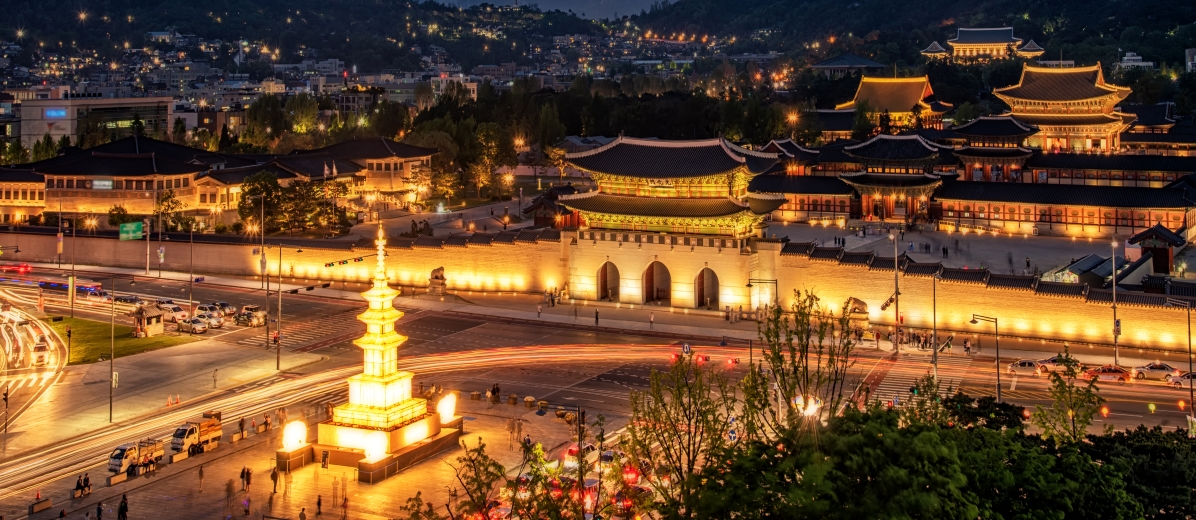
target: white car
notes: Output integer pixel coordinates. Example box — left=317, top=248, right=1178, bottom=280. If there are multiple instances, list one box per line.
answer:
left=177, top=318, right=208, bottom=334
left=1007, top=359, right=1041, bottom=377
left=1036, top=355, right=1072, bottom=374
left=1168, top=372, right=1196, bottom=389
left=1132, top=362, right=1182, bottom=381
left=196, top=304, right=224, bottom=317
left=195, top=312, right=224, bottom=329
left=158, top=304, right=188, bottom=322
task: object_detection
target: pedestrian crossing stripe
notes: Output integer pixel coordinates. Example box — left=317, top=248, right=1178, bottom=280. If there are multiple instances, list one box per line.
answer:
left=870, top=356, right=974, bottom=403
left=0, top=373, right=52, bottom=389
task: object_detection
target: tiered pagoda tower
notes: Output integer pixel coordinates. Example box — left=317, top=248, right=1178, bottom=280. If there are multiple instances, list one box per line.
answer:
left=994, top=64, right=1134, bottom=152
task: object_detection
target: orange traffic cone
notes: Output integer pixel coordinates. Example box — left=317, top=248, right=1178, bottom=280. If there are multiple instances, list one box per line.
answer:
left=36, top=489, right=41, bottom=500
left=166, top=396, right=172, bottom=407
left=175, top=395, right=181, bottom=405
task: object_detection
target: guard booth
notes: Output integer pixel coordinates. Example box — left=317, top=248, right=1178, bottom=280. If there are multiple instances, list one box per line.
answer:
left=129, top=306, right=165, bottom=337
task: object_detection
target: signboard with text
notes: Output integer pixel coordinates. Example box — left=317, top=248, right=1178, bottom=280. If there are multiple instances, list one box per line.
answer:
left=119, top=221, right=143, bottom=241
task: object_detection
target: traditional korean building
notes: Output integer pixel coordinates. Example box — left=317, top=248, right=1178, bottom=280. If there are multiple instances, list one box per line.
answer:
left=810, top=53, right=885, bottom=78
left=993, top=64, right=1134, bottom=152
left=939, top=27, right=1040, bottom=62
left=834, top=77, right=951, bottom=130
left=950, top=116, right=1038, bottom=182
left=838, top=135, right=954, bottom=220
left=299, top=137, right=436, bottom=197
left=1119, top=103, right=1196, bottom=157
left=558, top=137, right=784, bottom=237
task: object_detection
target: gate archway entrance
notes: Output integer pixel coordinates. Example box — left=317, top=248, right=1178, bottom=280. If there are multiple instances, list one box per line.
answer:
left=597, top=262, right=620, bottom=301
left=642, top=261, right=671, bottom=305
left=694, top=268, right=719, bottom=309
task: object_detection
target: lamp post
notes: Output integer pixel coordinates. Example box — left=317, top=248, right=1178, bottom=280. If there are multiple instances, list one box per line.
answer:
left=889, top=233, right=900, bottom=349
left=931, top=270, right=941, bottom=382
left=1168, top=298, right=1193, bottom=417
left=1111, top=239, right=1120, bottom=366
left=268, top=244, right=303, bottom=371
left=188, top=222, right=195, bottom=334
left=745, top=278, right=779, bottom=312
left=109, top=275, right=134, bottom=423
left=970, top=314, right=1001, bottom=402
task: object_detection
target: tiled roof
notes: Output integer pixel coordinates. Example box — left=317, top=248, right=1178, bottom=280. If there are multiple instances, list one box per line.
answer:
left=1087, top=289, right=1169, bottom=308
left=1120, top=132, right=1196, bottom=144
left=389, top=238, right=415, bottom=249
left=467, top=234, right=495, bottom=246
left=1128, top=223, right=1186, bottom=247
left=840, top=172, right=943, bottom=188
left=1035, top=281, right=1087, bottom=298
left=987, top=274, right=1036, bottom=291
left=811, top=53, right=884, bottom=69
left=812, top=110, right=856, bottom=132
left=950, top=116, right=1038, bottom=137
left=29, top=135, right=255, bottom=170
left=1024, top=151, right=1196, bottom=173
left=271, top=153, right=362, bottom=179
left=902, top=262, right=943, bottom=277
left=34, top=152, right=204, bottom=177
left=780, top=242, right=815, bottom=256
left=953, top=147, right=1034, bottom=159
left=812, top=139, right=862, bottom=163
left=835, top=77, right=949, bottom=114
left=1120, top=103, right=1175, bottom=127
left=444, top=236, right=470, bottom=248
left=301, top=136, right=437, bottom=160
left=934, top=181, right=1192, bottom=208
left=198, top=164, right=298, bottom=185
left=413, top=236, right=444, bottom=249
left=761, top=139, right=820, bottom=163
left=921, top=42, right=948, bottom=54
left=748, top=174, right=854, bottom=195
left=1011, top=113, right=1127, bottom=127
left=492, top=232, right=518, bottom=244
left=515, top=229, right=541, bottom=243
left=840, top=252, right=874, bottom=266
left=949, top=27, right=1020, bottom=45
left=745, top=194, right=788, bottom=214
left=558, top=192, right=776, bottom=218
left=1020, top=40, right=1044, bottom=52
left=939, top=267, right=989, bottom=284
left=566, top=136, right=778, bottom=178
left=809, top=247, right=844, bottom=262
left=538, top=228, right=562, bottom=242
left=844, top=134, right=946, bottom=161
left=0, top=168, right=43, bottom=183
left=869, top=255, right=908, bottom=271
left=994, top=64, right=1130, bottom=102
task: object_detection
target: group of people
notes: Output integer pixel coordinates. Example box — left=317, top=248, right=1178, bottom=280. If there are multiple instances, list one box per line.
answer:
left=55, top=495, right=125, bottom=520
left=73, top=474, right=91, bottom=496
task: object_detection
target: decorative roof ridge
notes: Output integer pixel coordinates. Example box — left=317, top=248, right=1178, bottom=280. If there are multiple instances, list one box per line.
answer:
left=922, top=41, right=947, bottom=52
left=556, top=189, right=602, bottom=201
left=952, top=115, right=1036, bottom=133
left=743, top=192, right=787, bottom=201
left=566, top=136, right=745, bottom=161
left=768, top=138, right=821, bottom=156
left=722, top=139, right=778, bottom=160
left=1021, top=39, right=1044, bottom=51
left=844, top=133, right=946, bottom=153
left=840, top=171, right=941, bottom=179
left=996, top=62, right=1131, bottom=97
left=857, top=76, right=931, bottom=83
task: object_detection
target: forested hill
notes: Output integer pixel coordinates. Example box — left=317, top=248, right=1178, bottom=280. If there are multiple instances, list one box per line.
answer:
left=2, top=0, right=599, bottom=72
left=634, top=0, right=1196, bottom=67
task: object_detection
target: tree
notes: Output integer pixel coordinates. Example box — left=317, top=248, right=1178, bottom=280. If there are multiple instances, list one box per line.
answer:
left=154, top=189, right=186, bottom=231
left=405, top=131, right=459, bottom=200
left=465, top=162, right=491, bottom=199
left=952, top=102, right=979, bottom=125
left=910, top=103, right=925, bottom=130
left=472, top=122, right=516, bottom=197
left=626, top=352, right=735, bottom=517
left=31, top=134, right=58, bottom=162
left=534, top=103, right=566, bottom=156
left=237, top=171, right=284, bottom=231
left=396, top=491, right=447, bottom=520
left=447, top=438, right=505, bottom=519
left=56, top=135, right=71, bottom=151
left=794, top=105, right=824, bottom=147
left=107, top=205, right=138, bottom=227
left=545, top=146, right=568, bottom=181
left=286, top=92, right=320, bottom=134
left=414, top=82, right=436, bottom=112
left=246, top=95, right=286, bottom=141
left=131, top=113, right=145, bottom=137
left=370, top=100, right=410, bottom=140
left=850, top=99, right=876, bottom=140
left=878, top=109, right=893, bottom=135
left=280, top=180, right=321, bottom=233
left=1033, top=346, right=1105, bottom=447
left=172, top=117, right=188, bottom=144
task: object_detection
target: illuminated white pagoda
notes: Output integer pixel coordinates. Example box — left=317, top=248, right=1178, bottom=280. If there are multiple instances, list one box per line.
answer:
left=314, top=224, right=460, bottom=480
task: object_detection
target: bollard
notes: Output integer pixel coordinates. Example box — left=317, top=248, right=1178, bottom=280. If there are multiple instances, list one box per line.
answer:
left=524, top=396, right=536, bottom=408
left=507, top=394, right=518, bottom=405
left=470, top=391, right=481, bottom=401
left=538, top=400, right=549, bottom=411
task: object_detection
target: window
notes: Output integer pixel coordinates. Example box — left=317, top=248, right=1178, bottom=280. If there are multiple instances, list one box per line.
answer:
left=174, top=179, right=181, bottom=188
left=66, top=180, right=75, bottom=189
left=157, top=181, right=165, bottom=190
left=182, top=178, right=189, bottom=188
left=37, top=191, right=43, bottom=200
left=2, top=190, right=8, bottom=199
left=200, top=194, right=207, bottom=203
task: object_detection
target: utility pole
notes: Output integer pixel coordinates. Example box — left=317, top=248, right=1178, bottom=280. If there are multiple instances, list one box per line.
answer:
left=1111, top=239, right=1120, bottom=366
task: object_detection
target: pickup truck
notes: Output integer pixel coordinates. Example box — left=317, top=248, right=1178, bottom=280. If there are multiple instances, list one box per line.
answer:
left=171, top=411, right=222, bottom=454
left=108, top=438, right=165, bottom=474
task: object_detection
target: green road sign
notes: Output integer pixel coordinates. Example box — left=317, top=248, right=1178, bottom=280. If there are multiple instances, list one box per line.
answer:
left=119, top=221, right=143, bottom=241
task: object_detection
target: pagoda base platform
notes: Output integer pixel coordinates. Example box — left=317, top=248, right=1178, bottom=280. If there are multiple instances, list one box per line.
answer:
left=357, top=426, right=462, bottom=483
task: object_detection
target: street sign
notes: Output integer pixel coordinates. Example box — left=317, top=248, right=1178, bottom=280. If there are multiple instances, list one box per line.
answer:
left=1114, top=319, right=1122, bottom=337
left=119, top=221, right=143, bottom=241
left=728, top=429, right=737, bottom=441
left=682, top=343, right=691, bottom=355
left=56, top=232, right=63, bottom=255
left=113, top=372, right=119, bottom=388
left=158, top=246, right=165, bottom=262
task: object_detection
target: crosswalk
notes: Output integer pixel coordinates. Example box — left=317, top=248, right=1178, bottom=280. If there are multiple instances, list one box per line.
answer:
left=0, top=372, right=55, bottom=390
left=869, top=354, right=974, bottom=405
left=234, top=310, right=364, bottom=351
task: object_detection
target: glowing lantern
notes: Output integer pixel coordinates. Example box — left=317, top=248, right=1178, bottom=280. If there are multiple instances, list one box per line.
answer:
left=282, top=421, right=308, bottom=451
left=437, top=393, right=458, bottom=421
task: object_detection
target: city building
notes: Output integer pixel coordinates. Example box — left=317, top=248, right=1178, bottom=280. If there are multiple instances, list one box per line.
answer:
left=298, top=137, right=437, bottom=197
left=19, top=94, right=174, bottom=148
left=993, top=64, right=1134, bottom=152
left=809, top=53, right=885, bottom=78
left=929, top=27, right=1042, bottom=62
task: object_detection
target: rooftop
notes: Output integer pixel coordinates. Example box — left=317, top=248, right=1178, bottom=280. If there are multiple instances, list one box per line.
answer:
left=834, top=76, right=950, bottom=114
left=994, top=64, right=1131, bottom=103
left=948, top=27, right=1021, bottom=45
left=557, top=191, right=783, bottom=218
left=566, top=136, right=778, bottom=179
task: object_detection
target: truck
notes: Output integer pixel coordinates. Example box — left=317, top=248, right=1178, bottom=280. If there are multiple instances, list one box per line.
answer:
left=172, top=411, right=222, bottom=455
left=108, top=438, right=165, bottom=474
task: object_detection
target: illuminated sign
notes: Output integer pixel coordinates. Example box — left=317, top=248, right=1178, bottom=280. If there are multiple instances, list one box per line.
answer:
left=44, top=108, right=67, bottom=119
left=93, top=179, right=113, bottom=190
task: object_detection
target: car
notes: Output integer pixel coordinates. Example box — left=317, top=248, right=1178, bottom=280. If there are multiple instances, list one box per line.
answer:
left=1132, top=362, right=1182, bottom=381
left=195, top=304, right=223, bottom=317
left=1083, top=365, right=1132, bottom=384
left=85, top=290, right=112, bottom=302
left=1007, top=359, right=1041, bottom=377
left=563, top=442, right=597, bottom=470
left=177, top=318, right=208, bottom=333
left=114, top=295, right=143, bottom=305
left=611, top=485, right=652, bottom=515
left=215, top=302, right=236, bottom=316
left=195, top=312, right=224, bottom=329
left=1167, top=372, right=1196, bottom=389
left=155, top=299, right=175, bottom=306
left=157, top=304, right=188, bottom=322
left=31, top=335, right=51, bottom=366
left=235, top=305, right=267, bottom=327
left=1036, top=355, right=1072, bottom=373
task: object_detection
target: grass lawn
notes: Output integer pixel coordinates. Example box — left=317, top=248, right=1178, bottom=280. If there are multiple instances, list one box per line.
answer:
left=45, top=317, right=198, bottom=365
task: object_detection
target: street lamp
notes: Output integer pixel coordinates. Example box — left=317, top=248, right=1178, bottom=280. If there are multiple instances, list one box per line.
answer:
left=267, top=244, right=303, bottom=371
left=889, top=233, right=900, bottom=349
left=970, top=314, right=1001, bottom=402
left=931, top=269, right=941, bottom=382
left=745, top=279, right=779, bottom=312
left=1111, top=239, right=1121, bottom=366
left=109, top=276, right=135, bottom=422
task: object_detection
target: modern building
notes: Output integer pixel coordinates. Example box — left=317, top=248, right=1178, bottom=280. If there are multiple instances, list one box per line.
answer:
left=993, top=64, right=1134, bottom=152
left=19, top=94, right=174, bottom=148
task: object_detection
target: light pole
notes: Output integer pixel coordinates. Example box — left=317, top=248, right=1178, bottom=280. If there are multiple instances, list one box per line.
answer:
left=188, top=222, right=195, bottom=334
left=1168, top=297, right=1193, bottom=416
left=970, top=314, right=1001, bottom=402
left=109, top=275, right=134, bottom=423
left=268, top=244, right=303, bottom=371
left=1111, top=239, right=1120, bottom=366
left=931, top=270, right=941, bottom=382
left=889, top=233, right=900, bottom=348
left=745, top=279, right=779, bottom=314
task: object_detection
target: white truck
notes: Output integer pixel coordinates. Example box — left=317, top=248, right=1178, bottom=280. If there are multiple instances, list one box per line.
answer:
left=171, top=411, right=222, bottom=455
left=108, top=438, right=165, bottom=474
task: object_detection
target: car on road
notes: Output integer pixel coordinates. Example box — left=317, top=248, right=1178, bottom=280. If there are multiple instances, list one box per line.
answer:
left=1083, top=365, right=1132, bottom=384
left=1036, top=355, right=1073, bottom=373
left=1131, top=362, right=1182, bottom=381
left=235, top=305, right=267, bottom=327
left=215, top=302, right=236, bottom=316
left=195, top=312, right=224, bottom=329
left=85, top=290, right=112, bottom=302
left=31, top=335, right=51, bottom=366
left=196, top=304, right=223, bottom=317
left=177, top=318, right=208, bottom=334
left=157, top=304, right=188, bottom=322
left=1007, top=360, right=1041, bottom=377
left=563, top=442, right=597, bottom=470
left=1167, top=372, right=1196, bottom=389
left=114, top=295, right=143, bottom=305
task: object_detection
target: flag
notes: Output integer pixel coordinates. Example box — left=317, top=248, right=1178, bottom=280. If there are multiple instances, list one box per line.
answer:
left=332, top=163, right=338, bottom=178
left=323, top=162, right=330, bottom=179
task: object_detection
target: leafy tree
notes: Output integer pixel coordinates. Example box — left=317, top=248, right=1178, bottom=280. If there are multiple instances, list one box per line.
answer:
left=396, top=491, right=447, bottom=520
left=850, top=99, right=876, bottom=141
left=171, top=117, right=188, bottom=145
left=448, top=438, right=505, bottom=519
left=1033, top=346, right=1105, bottom=447
left=237, top=171, right=284, bottom=231
left=107, top=205, right=138, bottom=226
left=286, top=93, right=320, bottom=134
left=247, top=95, right=286, bottom=141
left=414, top=82, right=436, bottom=112
left=793, top=105, right=824, bottom=147
left=952, top=102, right=979, bottom=125
left=534, top=103, right=566, bottom=156
left=154, top=189, right=187, bottom=231
left=4, top=140, right=29, bottom=165
left=56, top=135, right=71, bottom=151
left=370, top=100, right=410, bottom=140
left=405, top=130, right=460, bottom=200
left=1084, top=425, right=1196, bottom=517
left=31, top=134, right=58, bottom=162
left=473, top=122, right=516, bottom=197
left=280, top=180, right=321, bottom=233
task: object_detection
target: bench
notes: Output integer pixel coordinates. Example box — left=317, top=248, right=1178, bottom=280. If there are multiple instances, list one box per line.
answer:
left=107, top=473, right=128, bottom=486
left=71, top=487, right=92, bottom=499
left=29, top=498, right=52, bottom=514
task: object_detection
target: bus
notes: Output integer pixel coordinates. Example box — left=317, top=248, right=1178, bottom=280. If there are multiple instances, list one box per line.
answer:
left=0, top=275, right=108, bottom=301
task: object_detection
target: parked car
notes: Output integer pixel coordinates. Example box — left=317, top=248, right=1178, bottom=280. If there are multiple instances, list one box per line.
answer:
left=1131, top=362, right=1182, bottom=381
left=177, top=318, right=208, bottom=334
left=1007, top=359, right=1041, bottom=377
left=195, top=304, right=223, bottom=317
left=1083, top=365, right=1132, bottom=384
left=1167, top=372, right=1196, bottom=389
left=215, top=302, right=236, bottom=316
left=157, top=305, right=188, bottom=323
left=114, top=295, right=143, bottom=305
left=195, top=312, right=224, bottom=329
left=155, top=299, right=175, bottom=306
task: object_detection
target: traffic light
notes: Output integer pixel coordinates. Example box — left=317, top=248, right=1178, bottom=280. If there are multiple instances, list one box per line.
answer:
left=1181, top=400, right=1187, bottom=411
left=1100, top=406, right=1110, bottom=418
left=880, top=296, right=895, bottom=311
left=909, top=385, right=918, bottom=395
left=1148, top=403, right=1157, bottom=414
left=886, top=400, right=894, bottom=408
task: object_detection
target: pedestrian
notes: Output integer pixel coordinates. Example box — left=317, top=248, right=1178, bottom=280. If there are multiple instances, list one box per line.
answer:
left=226, top=479, right=235, bottom=506
left=118, top=495, right=128, bottom=520
left=516, top=418, right=523, bottom=441
left=246, top=467, right=253, bottom=493
left=537, top=304, right=542, bottom=318
left=342, top=496, right=348, bottom=519
left=59, top=510, right=65, bottom=518
left=317, top=495, right=323, bottom=516
left=239, top=416, right=245, bottom=436
left=506, top=417, right=515, bottom=446
left=198, top=464, right=204, bottom=492
left=300, top=508, right=308, bottom=520
left=594, top=309, right=599, bottom=326
left=83, top=473, right=90, bottom=493
left=240, top=466, right=247, bottom=491
left=271, top=467, right=279, bottom=493
left=649, top=312, right=654, bottom=328
left=213, top=369, right=218, bottom=389
left=96, top=501, right=103, bottom=520
left=485, top=389, right=492, bottom=406
left=1026, top=257, right=1031, bottom=270
left=244, top=495, right=251, bottom=516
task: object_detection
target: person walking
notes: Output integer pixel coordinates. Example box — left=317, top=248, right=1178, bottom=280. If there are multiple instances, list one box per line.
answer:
left=95, top=501, right=103, bottom=519
left=537, top=304, right=542, bottom=318
left=594, top=309, right=599, bottom=326
left=117, top=495, right=128, bottom=520
left=240, top=466, right=247, bottom=491
left=245, top=467, right=253, bottom=493
left=649, top=312, right=654, bottom=328
left=317, top=495, right=323, bottom=516
left=299, top=508, right=308, bottom=520
left=198, top=464, right=204, bottom=492
left=271, top=467, right=279, bottom=493
left=342, top=496, right=348, bottom=519
left=238, top=416, right=245, bottom=437
left=516, top=418, right=523, bottom=442
left=243, top=494, right=251, bottom=516
left=506, top=417, right=516, bottom=446
left=226, top=479, right=235, bottom=506
left=213, top=369, right=218, bottom=389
